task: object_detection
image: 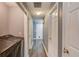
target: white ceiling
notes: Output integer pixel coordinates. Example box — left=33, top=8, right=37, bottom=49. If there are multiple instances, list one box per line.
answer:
left=25, top=2, right=55, bottom=18
left=5, top=2, right=55, bottom=18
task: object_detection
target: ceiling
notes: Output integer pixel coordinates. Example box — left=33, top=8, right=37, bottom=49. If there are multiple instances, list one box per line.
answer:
left=5, top=2, right=55, bottom=18
left=22, top=2, right=55, bottom=18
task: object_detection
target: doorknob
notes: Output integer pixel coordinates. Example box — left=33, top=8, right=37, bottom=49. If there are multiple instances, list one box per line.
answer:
left=64, top=48, right=69, bottom=54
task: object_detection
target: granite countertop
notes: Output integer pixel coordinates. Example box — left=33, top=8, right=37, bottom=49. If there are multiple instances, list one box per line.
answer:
left=0, top=35, right=23, bottom=56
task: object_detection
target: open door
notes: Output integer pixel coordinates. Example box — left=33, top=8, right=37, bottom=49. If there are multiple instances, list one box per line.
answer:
left=47, top=3, right=63, bottom=57
left=62, top=2, right=79, bottom=57
left=47, top=3, right=59, bottom=57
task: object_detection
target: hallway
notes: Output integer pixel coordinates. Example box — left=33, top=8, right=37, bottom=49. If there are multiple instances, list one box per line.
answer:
left=21, top=2, right=60, bottom=57
left=30, top=40, right=46, bottom=57
left=0, top=2, right=79, bottom=57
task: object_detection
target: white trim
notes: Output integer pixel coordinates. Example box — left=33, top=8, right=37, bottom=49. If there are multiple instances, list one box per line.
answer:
left=42, top=41, right=48, bottom=56
left=24, top=14, right=29, bottom=57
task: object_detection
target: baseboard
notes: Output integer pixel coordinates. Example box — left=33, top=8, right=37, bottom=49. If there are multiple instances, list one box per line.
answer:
left=42, top=42, right=48, bottom=56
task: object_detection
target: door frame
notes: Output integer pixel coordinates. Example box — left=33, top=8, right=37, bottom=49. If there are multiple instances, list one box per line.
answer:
left=58, top=2, right=63, bottom=57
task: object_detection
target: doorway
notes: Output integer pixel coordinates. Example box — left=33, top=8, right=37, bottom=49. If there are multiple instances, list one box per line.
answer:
left=31, top=19, right=45, bottom=57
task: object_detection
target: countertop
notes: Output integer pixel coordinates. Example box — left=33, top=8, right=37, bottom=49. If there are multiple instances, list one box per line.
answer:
left=0, top=35, right=23, bottom=56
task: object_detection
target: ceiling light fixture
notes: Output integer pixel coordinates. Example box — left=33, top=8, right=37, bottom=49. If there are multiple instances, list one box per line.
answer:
left=36, top=12, right=42, bottom=15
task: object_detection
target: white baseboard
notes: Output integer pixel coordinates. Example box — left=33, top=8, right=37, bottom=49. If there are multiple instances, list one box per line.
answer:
left=42, top=42, right=48, bottom=56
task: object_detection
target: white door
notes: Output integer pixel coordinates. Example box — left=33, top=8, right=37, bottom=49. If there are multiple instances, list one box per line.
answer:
left=48, top=4, right=58, bottom=57
left=24, top=14, right=29, bottom=56
left=36, top=23, right=43, bottom=40
left=48, top=15, right=53, bottom=56
left=62, top=2, right=79, bottom=57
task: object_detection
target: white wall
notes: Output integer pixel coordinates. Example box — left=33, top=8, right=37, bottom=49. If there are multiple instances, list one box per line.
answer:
left=9, top=6, right=24, bottom=37
left=0, top=3, right=9, bottom=35
left=0, top=3, right=29, bottom=57
left=43, top=15, right=48, bottom=55
left=0, top=3, right=24, bottom=37
left=24, top=14, right=29, bottom=57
